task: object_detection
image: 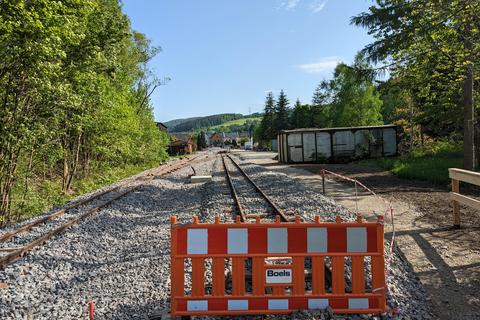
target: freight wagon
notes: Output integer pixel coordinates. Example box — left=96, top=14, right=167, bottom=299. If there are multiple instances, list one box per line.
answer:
left=277, top=125, right=398, bottom=163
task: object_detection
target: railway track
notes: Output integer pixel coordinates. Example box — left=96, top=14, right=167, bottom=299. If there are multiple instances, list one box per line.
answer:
left=222, top=153, right=293, bottom=222
left=221, top=152, right=333, bottom=287
left=0, top=155, right=206, bottom=269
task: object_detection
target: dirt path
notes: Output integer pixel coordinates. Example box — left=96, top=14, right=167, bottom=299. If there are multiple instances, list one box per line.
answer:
left=237, top=151, right=480, bottom=320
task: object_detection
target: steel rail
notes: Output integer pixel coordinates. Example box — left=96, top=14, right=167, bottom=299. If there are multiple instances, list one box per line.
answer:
left=0, top=157, right=197, bottom=243
left=224, top=153, right=333, bottom=285
left=223, top=154, right=292, bottom=222
left=221, top=155, right=247, bottom=222
left=0, top=154, right=205, bottom=269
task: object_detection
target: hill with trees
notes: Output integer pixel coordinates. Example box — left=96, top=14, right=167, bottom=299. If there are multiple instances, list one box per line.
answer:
left=166, top=113, right=261, bottom=133
left=163, top=117, right=202, bottom=129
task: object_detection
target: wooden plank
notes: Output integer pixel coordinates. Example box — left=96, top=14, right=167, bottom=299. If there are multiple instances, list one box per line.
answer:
left=449, top=168, right=480, bottom=186
left=450, top=192, right=480, bottom=211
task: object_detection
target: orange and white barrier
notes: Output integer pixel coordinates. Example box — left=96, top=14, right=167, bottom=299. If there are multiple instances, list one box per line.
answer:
left=170, top=215, right=387, bottom=317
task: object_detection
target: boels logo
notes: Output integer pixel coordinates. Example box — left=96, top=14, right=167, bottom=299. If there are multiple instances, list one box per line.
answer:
left=265, top=268, right=292, bottom=284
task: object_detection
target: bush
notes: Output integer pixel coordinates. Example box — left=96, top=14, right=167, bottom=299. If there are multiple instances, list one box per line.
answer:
left=371, top=140, right=462, bottom=186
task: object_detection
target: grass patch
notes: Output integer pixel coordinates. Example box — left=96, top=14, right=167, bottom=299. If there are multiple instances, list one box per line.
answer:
left=365, top=141, right=463, bottom=186
left=10, top=162, right=160, bottom=223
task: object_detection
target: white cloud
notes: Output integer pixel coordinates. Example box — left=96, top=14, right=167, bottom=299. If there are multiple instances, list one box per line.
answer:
left=297, top=56, right=342, bottom=74
left=278, top=0, right=300, bottom=11
left=310, top=0, right=328, bottom=13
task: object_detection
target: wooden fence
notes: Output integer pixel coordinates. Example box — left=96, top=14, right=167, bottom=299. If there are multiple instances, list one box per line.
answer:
left=449, top=168, right=480, bottom=227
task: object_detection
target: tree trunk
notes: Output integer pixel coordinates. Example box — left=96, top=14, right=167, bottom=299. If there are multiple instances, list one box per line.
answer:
left=463, top=32, right=476, bottom=170
left=18, top=146, right=35, bottom=216
left=63, top=149, right=70, bottom=192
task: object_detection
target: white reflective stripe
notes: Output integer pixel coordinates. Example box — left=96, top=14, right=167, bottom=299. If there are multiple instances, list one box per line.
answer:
left=347, top=227, right=367, bottom=252
left=308, top=298, right=329, bottom=309
left=187, top=229, right=208, bottom=254
left=268, top=228, right=288, bottom=253
left=228, top=228, right=248, bottom=254
left=348, top=298, right=369, bottom=309
left=187, top=300, right=208, bottom=311
left=228, top=299, right=248, bottom=310
left=268, top=299, right=289, bottom=310
left=307, top=228, right=327, bottom=253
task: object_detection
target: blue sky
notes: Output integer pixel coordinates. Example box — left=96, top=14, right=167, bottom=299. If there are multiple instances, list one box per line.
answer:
left=122, top=0, right=374, bottom=122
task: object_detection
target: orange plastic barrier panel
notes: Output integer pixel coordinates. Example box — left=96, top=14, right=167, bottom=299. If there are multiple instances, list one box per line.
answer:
left=170, top=215, right=387, bottom=317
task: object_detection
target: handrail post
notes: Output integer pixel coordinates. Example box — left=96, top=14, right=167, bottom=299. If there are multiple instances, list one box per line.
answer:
left=452, top=178, right=460, bottom=228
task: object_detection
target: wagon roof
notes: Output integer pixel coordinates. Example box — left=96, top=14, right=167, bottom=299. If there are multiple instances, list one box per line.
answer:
left=279, top=124, right=397, bottom=134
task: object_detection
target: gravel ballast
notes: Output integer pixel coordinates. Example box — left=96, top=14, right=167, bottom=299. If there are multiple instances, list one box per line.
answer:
left=0, top=152, right=431, bottom=319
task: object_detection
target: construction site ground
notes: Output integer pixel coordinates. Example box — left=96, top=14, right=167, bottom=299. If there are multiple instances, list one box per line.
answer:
left=235, top=150, right=480, bottom=320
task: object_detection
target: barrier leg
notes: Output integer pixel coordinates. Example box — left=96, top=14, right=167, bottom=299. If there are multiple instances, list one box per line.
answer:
left=170, top=258, right=184, bottom=317
left=292, top=257, right=305, bottom=295
left=212, top=257, right=225, bottom=296
left=372, top=219, right=386, bottom=311
left=272, top=286, right=284, bottom=295
left=332, top=256, right=345, bottom=294
left=232, top=257, right=245, bottom=295
left=351, top=256, right=365, bottom=293
left=312, top=256, right=325, bottom=294
left=372, top=256, right=386, bottom=309
left=252, top=257, right=264, bottom=295
left=191, top=258, right=205, bottom=296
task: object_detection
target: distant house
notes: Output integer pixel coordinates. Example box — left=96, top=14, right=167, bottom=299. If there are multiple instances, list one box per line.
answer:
left=156, top=122, right=168, bottom=132
left=238, top=131, right=250, bottom=138
left=223, top=132, right=239, bottom=144
left=210, top=133, right=224, bottom=146
left=168, top=135, right=196, bottom=155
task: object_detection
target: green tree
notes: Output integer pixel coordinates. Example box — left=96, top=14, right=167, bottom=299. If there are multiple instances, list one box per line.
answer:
left=197, top=131, right=207, bottom=150
left=311, top=81, right=332, bottom=128
left=258, top=92, right=276, bottom=141
left=318, top=55, right=383, bottom=127
left=290, top=99, right=313, bottom=128
left=273, top=90, right=290, bottom=134
left=352, top=0, right=480, bottom=169
left=0, top=0, right=169, bottom=223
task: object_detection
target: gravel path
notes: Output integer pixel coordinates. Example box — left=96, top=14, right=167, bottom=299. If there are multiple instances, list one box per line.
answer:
left=0, top=152, right=431, bottom=319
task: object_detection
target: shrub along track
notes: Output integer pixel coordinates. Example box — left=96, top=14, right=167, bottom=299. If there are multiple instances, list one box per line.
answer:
left=0, top=155, right=208, bottom=269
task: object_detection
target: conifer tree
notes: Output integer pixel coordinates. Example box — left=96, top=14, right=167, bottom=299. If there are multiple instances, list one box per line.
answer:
left=259, top=92, right=276, bottom=140
left=274, top=90, right=290, bottom=134
left=291, top=99, right=312, bottom=129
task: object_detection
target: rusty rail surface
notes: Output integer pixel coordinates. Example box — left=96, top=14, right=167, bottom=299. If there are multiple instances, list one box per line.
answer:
left=0, top=155, right=205, bottom=269
left=222, top=154, right=291, bottom=222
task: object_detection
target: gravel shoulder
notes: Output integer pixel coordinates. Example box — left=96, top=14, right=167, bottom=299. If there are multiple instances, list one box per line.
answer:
left=238, top=150, right=480, bottom=320
left=0, top=151, right=435, bottom=319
